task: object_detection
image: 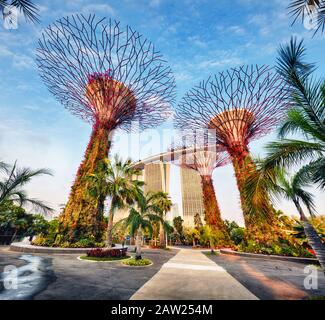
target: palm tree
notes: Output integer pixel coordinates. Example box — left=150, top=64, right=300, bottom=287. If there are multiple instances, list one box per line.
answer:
left=288, top=0, right=325, bottom=35
left=0, top=0, right=40, bottom=23
left=265, top=37, right=325, bottom=189
left=87, top=155, right=143, bottom=247
left=148, top=191, right=172, bottom=246
left=244, top=162, right=325, bottom=272
left=124, top=192, right=163, bottom=259
left=0, top=161, right=53, bottom=214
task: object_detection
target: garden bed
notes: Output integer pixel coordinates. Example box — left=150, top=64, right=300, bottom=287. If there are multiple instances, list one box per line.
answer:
left=10, top=242, right=128, bottom=255
left=122, top=257, right=153, bottom=267
left=220, top=248, right=319, bottom=264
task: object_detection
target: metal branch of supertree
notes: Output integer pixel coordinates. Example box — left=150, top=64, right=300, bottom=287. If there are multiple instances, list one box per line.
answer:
left=36, top=14, right=176, bottom=131
left=175, top=65, right=290, bottom=148
left=168, top=141, right=230, bottom=177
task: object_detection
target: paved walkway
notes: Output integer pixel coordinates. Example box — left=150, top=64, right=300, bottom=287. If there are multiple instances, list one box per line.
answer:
left=131, top=249, right=258, bottom=300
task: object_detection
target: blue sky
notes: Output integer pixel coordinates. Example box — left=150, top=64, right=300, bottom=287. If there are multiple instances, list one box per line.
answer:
left=0, top=0, right=324, bottom=225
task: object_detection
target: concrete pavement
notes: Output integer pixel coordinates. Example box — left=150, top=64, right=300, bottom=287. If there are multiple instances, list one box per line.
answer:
left=131, top=249, right=258, bottom=300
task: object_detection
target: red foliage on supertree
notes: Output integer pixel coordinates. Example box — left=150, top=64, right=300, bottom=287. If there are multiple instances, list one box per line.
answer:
left=36, top=14, right=176, bottom=131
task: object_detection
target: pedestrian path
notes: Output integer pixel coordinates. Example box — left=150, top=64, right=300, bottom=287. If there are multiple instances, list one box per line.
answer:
left=130, top=249, right=258, bottom=300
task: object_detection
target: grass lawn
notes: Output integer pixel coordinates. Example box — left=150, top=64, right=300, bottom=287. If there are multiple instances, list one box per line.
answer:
left=122, top=257, right=153, bottom=266
left=79, top=255, right=131, bottom=262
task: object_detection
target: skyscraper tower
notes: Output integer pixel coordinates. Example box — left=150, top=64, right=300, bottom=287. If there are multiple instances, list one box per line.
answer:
left=180, top=167, right=204, bottom=227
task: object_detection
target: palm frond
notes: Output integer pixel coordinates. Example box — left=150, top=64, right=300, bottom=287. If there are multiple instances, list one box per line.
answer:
left=243, top=159, right=284, bottom=219
left=277, top=37, right=315, bottom=83
left=314, top=1, right=325, bottom=35
left=265, top=139, right=324, bottom=168
left=0, top=160, right=9, bottom=173
left=10, top=0, right=40, bottom=23
left=298, top=157, right=325, bottom=189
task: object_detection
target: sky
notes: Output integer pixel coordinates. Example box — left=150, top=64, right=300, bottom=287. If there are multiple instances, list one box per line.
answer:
left=0, top=0, right=324, bottom=226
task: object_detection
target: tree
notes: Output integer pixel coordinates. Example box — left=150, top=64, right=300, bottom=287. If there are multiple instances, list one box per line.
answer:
left=288, top=0, right=325, bottom=35
left=194, top=213, right=203, bottom=230
left=28, top=214, right=50, bottom=241
left=0, top=0, right=40, bottom=24
left=87, top=155, right=143, bottom=247
left=37, top=14, right=175, bottom=241
left=124, top=192, right=163, bottom=259
left=148, top=191, right=172, bottom=246
left=171, top=144, right=229, bottom=232
left=265, top=38, right=325, bottom=190
left=173, top=216, right=184, bottom=239
left=174, top=65, right=290, bottom=232
left=201, top=226, right=219, bottom=254
left=0, top=161, right=53, bottom=214
left=244, top=162, right=325, bottom=272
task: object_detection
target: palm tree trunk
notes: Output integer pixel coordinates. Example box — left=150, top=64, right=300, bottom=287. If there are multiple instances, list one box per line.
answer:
left=159, top=220, right=165, bottom=246
left=136, top=226, right=142, bottom=260
left=106, top=207, right=115, bottom=248
left=294, top=200, right=325, bottom=273
left=11, top=228, right=18, bottom=243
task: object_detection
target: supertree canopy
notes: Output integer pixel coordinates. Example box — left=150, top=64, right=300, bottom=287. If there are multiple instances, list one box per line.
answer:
left=37, top=14, right=176, bottom=242
left=175, top=65, right=289, bottom=230
left=172, top=144, right=229, bottom=233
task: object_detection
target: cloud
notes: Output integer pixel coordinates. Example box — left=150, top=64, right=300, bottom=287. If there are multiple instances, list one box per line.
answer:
left=228, top=25, right=246, bottom=36
left=187, top=35, right=207, bottom=48
left=81, top=4, right=115, bottom=15
left=12, top=53, right=34, bottom=69
left=198, top=56, right=244, bottom=69
left=0, top=44, right=34, bottom=69
left=149, top=0, right=161, bottom=7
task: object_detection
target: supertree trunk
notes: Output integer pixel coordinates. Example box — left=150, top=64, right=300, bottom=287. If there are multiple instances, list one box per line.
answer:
left=200, top=175, right=226, bottom=232
left=59, top=123, right=110, bottom=241
left=229, top=145, right=276, bottom=232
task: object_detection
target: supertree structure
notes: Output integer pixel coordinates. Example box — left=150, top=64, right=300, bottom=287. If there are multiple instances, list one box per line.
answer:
left=171, top=143, right=229, bottom=233
left=37, top=14, right=176, bottom=242
left=174, top=65, right=289, bottom=231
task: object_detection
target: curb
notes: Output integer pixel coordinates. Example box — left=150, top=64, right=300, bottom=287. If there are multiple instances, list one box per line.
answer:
left=220, top=249, right=319, bottom=265
left=9, top=242, right=128, bottom=255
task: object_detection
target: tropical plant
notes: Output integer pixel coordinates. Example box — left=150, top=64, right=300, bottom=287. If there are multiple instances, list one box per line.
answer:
left=184, top=227, right=201, bottom=247
left=200, top=226, right=220, bottom=253
left=0, top=161, right=53, bottom=214
left=27, top=214, right=50, bottom=241
left=288, top=0, right=325, bottom=35
left=173, top=216, right=184, bottom=237
left=148, top=191, right=172, bottom=246
left=0, top=0, right=40, bottom=23
left=225, top=221, right=246, bottom=245
left=244, top=162, right=325, bottom=271
left=123, top=192, right=163, bottom=259
left=265, top=37, right=325, bottom=189
left=194, top=213, right=203, bottom=230
left=87, top=155, right=143, bottom=247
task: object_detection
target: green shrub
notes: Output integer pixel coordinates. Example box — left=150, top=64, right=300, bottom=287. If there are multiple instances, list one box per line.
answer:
left=230, top=227, right=245, bottom=245
left=122, top=257, right=152, bottom=266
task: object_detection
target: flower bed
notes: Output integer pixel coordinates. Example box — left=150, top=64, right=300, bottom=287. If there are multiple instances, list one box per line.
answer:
left=87, top=247, right=128, bottom=258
